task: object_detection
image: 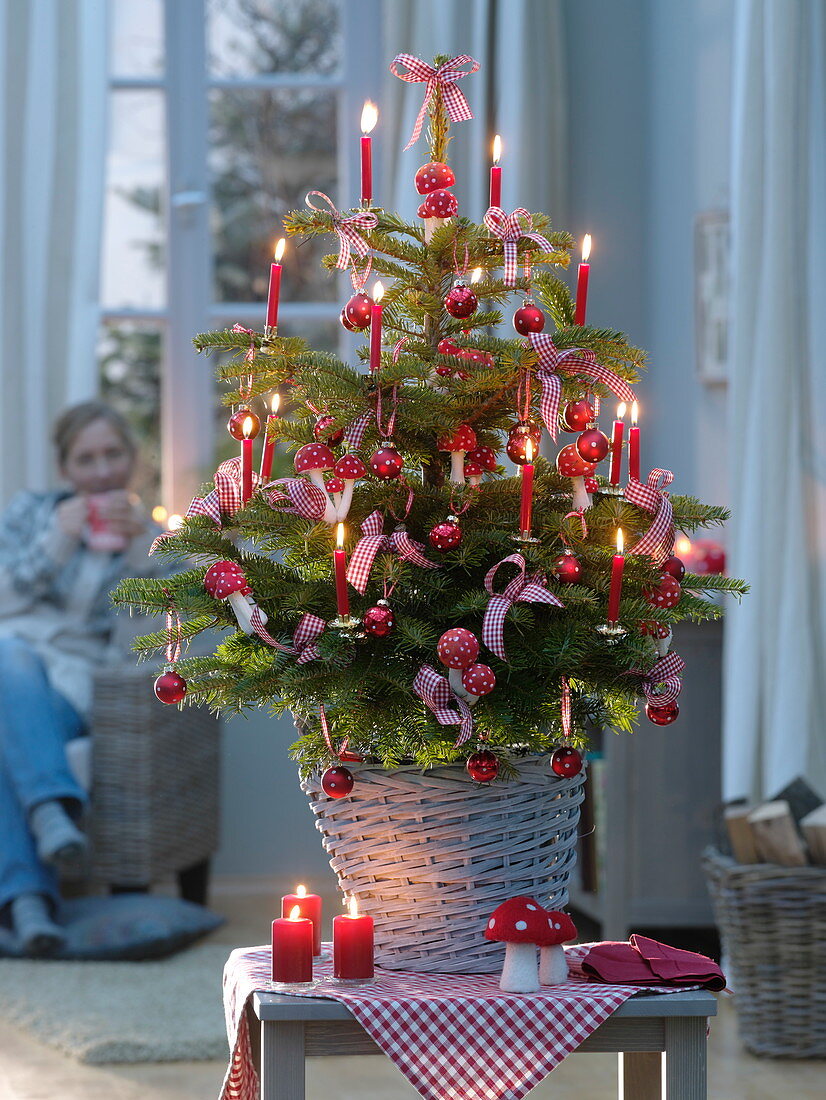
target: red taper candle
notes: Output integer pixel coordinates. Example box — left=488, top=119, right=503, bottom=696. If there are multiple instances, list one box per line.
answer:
left=281, top=883, right=322, bottom=956
left=334, top=523, right=350, bottom=619
left=265, top=238, right=285, bottom=331
left=271, top=905, right=313, bottom=983
left=333, top=896, right=374, bottom=981
left=369, top=281, right=384, bottom=373
left=241, top=416, right=254, bottom=504
left=360, top=101, right=377, bottom=206
left=574, top=234, right=591, bottom=326
left=628, top=401, right=641, bottom=481
left=609, top=402, right=626, bottom=486
left=259, top=393, right=280, bottom=482
left=489, top=134, right=502, bottom=209
left=519, top=437, right=535, bottom=537
left=606, top=528, right=626, bottom=624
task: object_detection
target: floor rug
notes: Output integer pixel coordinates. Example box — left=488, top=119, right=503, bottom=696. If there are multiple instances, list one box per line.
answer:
left=0, top=941, right=231, bottom=1063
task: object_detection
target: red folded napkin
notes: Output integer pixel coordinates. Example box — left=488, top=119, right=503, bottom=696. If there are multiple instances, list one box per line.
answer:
left=581, top=935, right=726, bottom=991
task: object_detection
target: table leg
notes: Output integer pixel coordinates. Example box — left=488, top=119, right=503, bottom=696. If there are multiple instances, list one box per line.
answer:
left=664, top=1017, right=707, bottom=1099
left=619, top=1051, right=661, bottom=1099
left=260, top=1020, right=305, bottom=1100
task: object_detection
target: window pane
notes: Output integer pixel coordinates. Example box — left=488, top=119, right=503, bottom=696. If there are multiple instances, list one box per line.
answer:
left=209, top=88, right=337, bottom=304
left=98, top=322, right=162, bottom=508
left=101, top=90, right=166, bottom=311
left=110, top=0, right=164, bottom=78
left=207, top=0, right=341, bottom=79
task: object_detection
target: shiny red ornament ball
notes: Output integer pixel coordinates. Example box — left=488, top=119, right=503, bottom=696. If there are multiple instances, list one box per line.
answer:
left=321, top=765, right=354, bottom=798
left=552, top=551, right=583, bottom=584
left=662, top=555, right=686, bottom=581
left=506, top=420, right=542, bottom=465
left=444, top=282, right=478, bottom=319
left=466, top=750, right=499, bottom=783
left=646, top=700, right=680, bottom=725
left=645, top=574, right=682, bottom=610
left=154, top=670, right=187, bottom=705
left=363, top=602, right=395, bottom=637
left=550, top=746, right=584, bottom=778
left=428, top=518, right=463, bottom=551
left=576, top=427, right=610, bottom=464
left=562, top=400, right=595, bottom=432
left=512, top=303, right=546, bottom=335
left=340, top=308, right=359, bottom=332
left=369, top=443, right=404, bottom=480
left=461, top=663, right=496, bottom=696
left=313, top=415, right=344, bottom=446
left=415, top=161, right=455, bottom=195
left=342, top=291, right=373, bottom=331
left=227, top=408, right=261, bottom=440
left=437, top=628, right=479, bottom=670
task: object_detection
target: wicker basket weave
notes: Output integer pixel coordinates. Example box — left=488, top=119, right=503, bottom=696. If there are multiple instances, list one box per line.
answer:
left=301, top=756, right=585, bottom=973
left=702, top=847, right=826, bottom=1058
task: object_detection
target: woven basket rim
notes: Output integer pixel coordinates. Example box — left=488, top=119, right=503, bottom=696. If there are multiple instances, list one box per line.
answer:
left=703, top=845, right=826, bottom=881
left=308, top=754, right=567, bottom=779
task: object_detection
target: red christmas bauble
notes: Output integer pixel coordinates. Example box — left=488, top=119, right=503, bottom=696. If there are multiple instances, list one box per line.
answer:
left=662, top=555, right=686, bottom=582
left=343, top=292, right=373, bottom=331
left=552, top=551, right=583, bottom=584
left=369, top=443, right=404, bottom=480
left=227, top=408, right=261, bottom=440
left=428, top=518, right=463, bottom=551
left=340, top=308, right=359, bottom=332
left=321, top=765, right=354, bottom=798
left=154, top=670, right=187, bottom=705
left=645, top=574, right=682, bottom=610
left=506, top=420, right=542, bottom=465
left=313, top=415, right=344, bottom=446
left=576, top=428, right=610, bottom=464
left=415, top=161, right=456, bottom=195
left=512, top=303, right=546, bottom=335
left=444, top=282, right=478, bottom=319
left=462, top=663, right=496, bottom=696
left=437, top=628, right=479, bottom=670
left=363, top=601, right=395, bottom=637
left=550, top=746, right=583, bottom=778
left=646, top=700, right=680, bottom=725
left=561, top=400, right=594, bottom=432
left=466, top=750, right=499, bottom=783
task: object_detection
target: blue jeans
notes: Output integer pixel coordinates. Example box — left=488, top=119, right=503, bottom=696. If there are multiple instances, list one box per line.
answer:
left=0, top=636, right=87, bottom=911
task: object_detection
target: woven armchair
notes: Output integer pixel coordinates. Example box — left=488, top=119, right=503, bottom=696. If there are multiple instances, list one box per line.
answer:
left=84, top=665, right=221, bottom=905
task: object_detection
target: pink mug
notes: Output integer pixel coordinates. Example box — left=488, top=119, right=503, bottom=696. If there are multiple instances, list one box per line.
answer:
left=85, top=494, right=129, bottom=552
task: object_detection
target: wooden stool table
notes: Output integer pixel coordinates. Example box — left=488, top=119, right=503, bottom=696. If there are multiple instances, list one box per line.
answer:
left=250, top=986, right=717, bottom=1100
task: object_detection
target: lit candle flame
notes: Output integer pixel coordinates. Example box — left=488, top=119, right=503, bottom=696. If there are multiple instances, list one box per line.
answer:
left=616, top=528, right=624, bottom=555
left=348, top=896, right=359, bottom=918
left=152, top=505, right=168, bottom=524
left=336, top=522, right=345, bottom=549
left=242, top=415, right=255, bottom=439
left=289, top=905, right=301, bottom=921
left=361, top=100, right=378, bottom=134
left=274, top=238, right=286, bottom=263
left=631, top=400, right=639, bottom=427
left=167, top=513, right=183, bottom=531
left=525, top=438, right=534, bottom=463
left=270, top=392, right=281, bottom=415
left=676, top=536, right=692, bottom=556
left=617, top=402, right=627, bottom=420
left=492, top=134, right=502, bottom=165
left=296, top=884, right=306, bottom=898
left=470, top=267, right=483, bottom=284
left=581, top=234, right=592, bottom=262
left=373, top=280, right=384, bottom=303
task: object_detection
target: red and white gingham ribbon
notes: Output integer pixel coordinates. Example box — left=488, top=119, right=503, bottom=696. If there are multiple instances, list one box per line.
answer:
left=265, top=477, right=329, bottom=522
left=624, top=469, right=675, bottom=566
left=562, top=510, right=589, bottom=543
left=483, top=553, right=564, bottom=661
left=630, top=651, right=685, bottom=707
left=483, top=207, right=554, bottom=286
left=390, top=53, right=480, bottom=150
left=247, top=608, right=325, bottom=664
left=305, top=191, right=377, bottom=270
left=182, top=456, right=258, bottom=528
left=413, top=664, right=474, bottom=745
left=346, top=510, right=438, bottom=594
left=529, top=333, right=637, bottom=442
left=561, top=675, right=572, bottom=740
left=343, top=410, right=372, bottom=450
left=164, top=605, right=182, bottom=665
left=392, top=336, right=409, bottom=363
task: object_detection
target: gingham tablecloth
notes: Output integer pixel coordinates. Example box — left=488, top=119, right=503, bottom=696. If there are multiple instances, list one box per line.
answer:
left=221, top=943, right=693, bottom=1100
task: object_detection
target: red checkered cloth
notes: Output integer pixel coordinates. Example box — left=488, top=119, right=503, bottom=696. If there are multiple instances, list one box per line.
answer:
left=220, top=943, right=695, bottom=1100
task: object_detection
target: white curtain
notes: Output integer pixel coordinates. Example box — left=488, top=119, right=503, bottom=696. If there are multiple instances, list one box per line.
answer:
left=723, top=0, right=826, bottom=801
left=0, top=0, right=108, bottom=500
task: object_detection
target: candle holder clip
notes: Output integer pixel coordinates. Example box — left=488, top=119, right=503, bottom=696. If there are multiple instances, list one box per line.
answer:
left=330, top=615, right=363, bottom=632
left=512, top=531, right=540, bottom=545
left=596, top=622, right=628, bottom=642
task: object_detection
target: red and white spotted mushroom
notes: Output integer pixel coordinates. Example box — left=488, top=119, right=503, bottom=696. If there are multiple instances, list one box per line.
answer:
left=333, top=453, right=368, bottom=521
left=438, top=424, right=477, bottom=485
left=464, top=459, right=484, bottom=488
left=203, top=559, right=265, bottom=635
left=418, top=187, right=458, bottom=243
left=640, top=620, right=673, bottom=657
left=484, top=896, right=560, bottom=993
left=557, top=444, right=597, bottom=512
left=461, top=662, right=496, bottom=705
left=467, top=445, right=497, bottom=479
left=538, top=910, right=578, bottom=985
left=415, top=161, right=456, bottom=195
left=438, top=628, right=481, bottom=704
left=294, top=442, right=337, bottom=524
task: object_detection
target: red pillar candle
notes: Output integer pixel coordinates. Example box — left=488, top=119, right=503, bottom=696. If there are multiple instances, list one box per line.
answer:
left=628, top=401, right=641, bottom=481
left=369, top=281, right=384, bottom=373
left=519, top=438, right=535, bottom=536
left=608, top=402, right=626, bottom=486
left=281, top=883, right=322, bottom=956
left=271, top=905, right=313, bottom=983
left=606, top=528, right=626, bottom=624
left=259, top=393, right=280, bottom=482
left=489, top=134, right=502, bottom=209
left=334, top=523, right=350, bottom=619
left=241, top=416, right=254, bottom=504
left=360, top=101, right=377, bottom=206
left=333, top=896, right=374, bottom=981
left=574, top=234, right=591, bottom=326
left=265, top=238, right=286, bottom=331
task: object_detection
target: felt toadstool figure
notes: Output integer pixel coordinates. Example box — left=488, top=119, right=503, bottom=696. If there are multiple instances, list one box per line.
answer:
left=437, top=627, right=480, bottom=703
left=556, top=444, right=597, bottom=512
left=485, top=896, right=555, bottom=992
left=538, top=910, right=578, bottom=985
left=325, top=475, right=345, bottom=517
left=203, top=560, right=264, bottom=635
left=461, top=662, right=496, bottom=705
left=467, top=445, right=497, bottom=478
left=438, top=425, right=477, bottom=485
left=464, top=459, right=484, bottom=488
left=294, top=442, right=337, bottom=524
left=333, top=453, right=367, bottom=521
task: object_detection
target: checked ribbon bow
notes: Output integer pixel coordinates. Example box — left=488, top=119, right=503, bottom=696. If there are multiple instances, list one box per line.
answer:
left=184, top=457, right=256, bottom=526
left=413, top=665, right=474, bottom=746
left=305, top=192, right=377, bottom=270
left=483, top=553, right=564, bottom=661
left=624, top=469, right=675, bottom=566
left=483, top=207, right=554, bottom=286
left=631, top=651, right=685, bottom=707
left=346, top=510, right=438, bottom=594
left=529, top=332, right=637, bottom=442
left=390, top=53, right=479, bottom=150
left=247, top=608, right=325, bottom=665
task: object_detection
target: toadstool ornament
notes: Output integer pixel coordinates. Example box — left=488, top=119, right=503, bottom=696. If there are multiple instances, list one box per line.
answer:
left=464, top=459, right=484, bottom=488
left=485, top=896, right=557, bottom=993
left=333, top=453, right=368, bottom=520
left=461, top=662, right=496, bottom=705
left=415, top=161, right=455, bottom=194
left=557, top=444, right=597, bottom=512
left=203, top=560, right=263, bottom=635
left=467, top=445, right=498, bottom=478
left=294, top=442, right=337, bottom=523
left=418, top=188, right=458, bottom=243
left=437, top=628, right=481, bottom=700
left=538, top=910, right=578, bottom=985
left=438, top=424, right=477, bottom=485
left=325, top=475, right=345, bottom=516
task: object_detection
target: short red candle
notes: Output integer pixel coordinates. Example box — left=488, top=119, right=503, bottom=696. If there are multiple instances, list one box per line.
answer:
left=489, top=135, right=502, bottom=209
left=574, top=234, right=591, bottom=326
left=281, top=884, right=322, bottom=956
left=606, top=528, right=626, bottom=624
left=628, top=401, right=641, bottom=481
left=334, top=523, right=350, bottom=619
left=519, top=440, right=535, bottom=536
left=259, top=394, right=280, bottom=482
left=609, top=403, right=626, bottom=486
left=265, top=239, right=285, bottom=331
left=241, top=419, right=254, bottom=504
left=333, top=897, right=374, bottom=980
left=360, top=101, right=377, bottom=206
left=272, top=906, right=313, bottom=983
left=369, top=282, right=384, bottom=373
